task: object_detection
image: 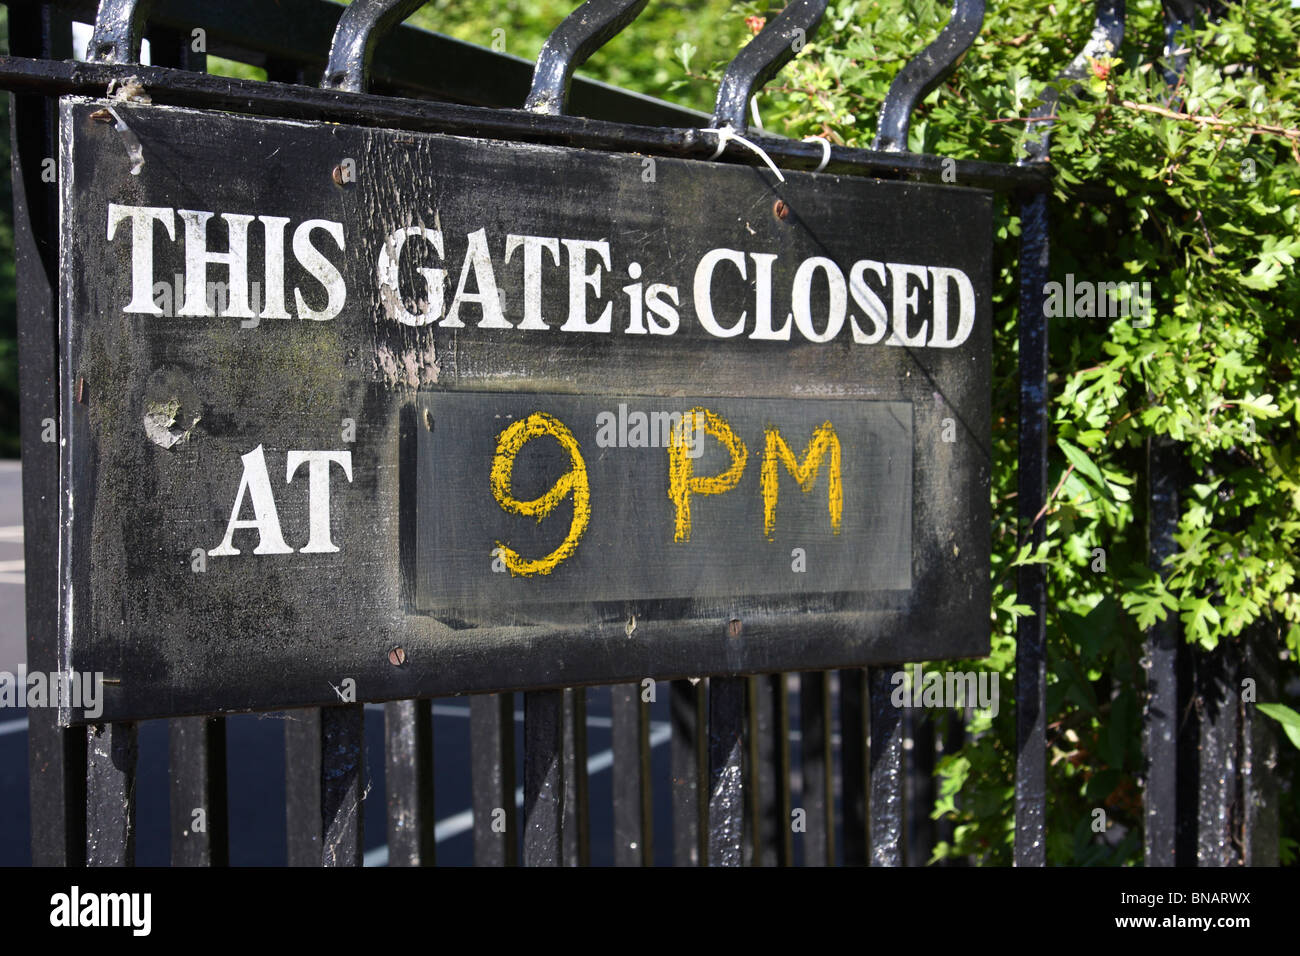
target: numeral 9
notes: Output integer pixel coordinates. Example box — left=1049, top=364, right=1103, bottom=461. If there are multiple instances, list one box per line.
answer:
left=489, top=412, right=591, bottom=576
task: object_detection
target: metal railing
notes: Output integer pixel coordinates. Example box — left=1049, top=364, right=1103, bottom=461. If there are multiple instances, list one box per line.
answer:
left=1, top=0, right=1275, bottom=866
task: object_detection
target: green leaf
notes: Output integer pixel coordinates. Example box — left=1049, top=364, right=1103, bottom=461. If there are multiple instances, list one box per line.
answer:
left=1058, top=438, right=1114, bottom=502
left=1180, top=598, right=1221, bottom=646
left=1257, top=703, right=1300, bottom=751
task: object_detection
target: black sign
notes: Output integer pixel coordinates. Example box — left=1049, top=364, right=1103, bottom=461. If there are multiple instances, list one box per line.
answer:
left=58, top=97, right=992, bottom=722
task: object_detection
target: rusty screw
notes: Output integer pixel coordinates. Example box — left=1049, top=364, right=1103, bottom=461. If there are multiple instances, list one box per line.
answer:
left=727, top=618, right=742, bottom=638
left=773, top=199, right=790, bottom=221
left=90, top=108, right=113, bottom=124
left=388, top=646, right=406, bottom=667
left=332, top=164, right=347, bottom=186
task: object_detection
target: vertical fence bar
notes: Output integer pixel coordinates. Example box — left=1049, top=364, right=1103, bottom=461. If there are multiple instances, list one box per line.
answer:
left=145, top=26, right=207, bottom=72
left=1195, top=639, right=1240, bottom=866
left=1015, top=190, right=1050, bottom=867
left=284, top=716, right=321, bottom=866
left=470, top=693, right=517, bottom=866
left=708, top=676, right=746, bottom=866
left=320, top=705, right=366, bottom=867
left=12, top=0, right=84, bottom=869
left=744, top=677, right=760, bottom=867
left=1143, top=434, right=1180, bottom=865
left=169, top=716, right=228, bottom=866
left=384, top=699, right=434, bottom=866
left=1175, top=625, right=1200, bottom=862
left=85, top=722, right=138, bottom=866
left=839, top=669, right=868, bottom=865
left=523, top=689, right=564, bottom=866
left=1242, top=622, right=1280, bottom=865
left=750, top=673, right=792, bottom=866
left=906, top=709, right=937, bottom=866
left=800, top=671, right=834, bottom=866
left=612, top=682, right=652, bottom=865
left=285, top=704, right=365, bottom=866
left=868, top=667, right=903, bottom=866
left=560, top=687, right=589, bottom=866
left=671, top=679, right=707, bottom=866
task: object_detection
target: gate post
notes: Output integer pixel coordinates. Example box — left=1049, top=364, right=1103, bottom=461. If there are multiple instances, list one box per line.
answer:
left=10, top=0, right=84, bottom=868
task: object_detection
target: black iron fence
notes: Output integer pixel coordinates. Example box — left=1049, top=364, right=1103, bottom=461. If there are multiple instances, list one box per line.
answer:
left=2, top=0, right=1278, bottom=866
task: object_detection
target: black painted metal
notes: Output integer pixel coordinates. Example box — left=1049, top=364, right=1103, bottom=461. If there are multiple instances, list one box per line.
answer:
left=1022, top=0, right=1126, bottom=164
left=319, top=706, right=365, bottom=867
left=523, top=689, right=564, bottom=866
left=750, top=674, right=792, bottom=866
left=470, top=693, right=518, bottom=866
left=321, top=0, right=425, bottom=93
left=712, top=0, right=827, bottom=132
left=868, top=668, right=902, bottom=866
left=12, top=0, right=85, bottom=868
left=284, top=705, right=365, bottom=866
left=0, top=54, right=1048, bottom=193
left=1014, top=191, right=1050, bottom=867
left=384, top=699, right=434, bottom=866
left=799, top=671, right=833, bottom=866
left=670, top=679, right=707, bottom=866
left=612, top=683, right=653, bottom=865
left=524, top=0, right=648, bottom=116
left=85, top=722, right=137, bottom=866
left=839, top=669, right=868, bottom=865
left=560, top=688, right=590, bottom=866
left=50, top=0, right=703, bottom=125
left=1161, top=0, right=1199, bottom=87
left=1242, top=624, right=1280, bottom=866
left=873, top=0, right=984, bottom=152
left=906, top=709, right=938, bottom=867
left=1143, top=435, right=1181, bottom=866
left=707, top=676, right=746, bottom=866
left=87, top=0, right=151, bottom=64
left=145, top=24, right=206, bottom=72
left=168, top=716, right=228, bottom=866
left=1195, top=640, right=1240, bottom=865
left=7, top=0, right=1228, bottom=872
left=742, top=677, right=759, bottom=866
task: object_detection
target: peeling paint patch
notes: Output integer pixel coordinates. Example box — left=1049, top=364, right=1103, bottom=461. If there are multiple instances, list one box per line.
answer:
left=374, top=342, right=439, bottom=388
left=143, top=398, right=199, bottom=449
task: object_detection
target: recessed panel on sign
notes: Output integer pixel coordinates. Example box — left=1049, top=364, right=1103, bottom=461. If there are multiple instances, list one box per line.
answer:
left=414, top=392, right=911, bottom=614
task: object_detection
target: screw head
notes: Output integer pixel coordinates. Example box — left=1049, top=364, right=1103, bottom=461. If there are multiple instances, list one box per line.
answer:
left=388, top=646, right=406, bottom=667
left=773, top=199, right=790, bottom=221
left=727, top=618, right=742, bottom=638
left=332, top=164, right=346, bottom=186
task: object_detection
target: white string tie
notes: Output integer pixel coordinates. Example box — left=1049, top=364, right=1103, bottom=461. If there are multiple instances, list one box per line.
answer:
left=703, top=125, right=786, bottom=183
left=802, top=135, right=832, bottom=173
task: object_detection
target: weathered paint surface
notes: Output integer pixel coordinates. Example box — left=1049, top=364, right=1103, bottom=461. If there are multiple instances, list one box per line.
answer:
left=58, top=97, right=992, bottom=723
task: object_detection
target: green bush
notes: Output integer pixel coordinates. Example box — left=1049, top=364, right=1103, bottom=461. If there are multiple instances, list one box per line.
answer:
left=711, top=0, right=1300, bottom=863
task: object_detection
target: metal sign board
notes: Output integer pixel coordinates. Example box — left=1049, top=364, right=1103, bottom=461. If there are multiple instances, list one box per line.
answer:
left=58, top=97, right=991, bottom=723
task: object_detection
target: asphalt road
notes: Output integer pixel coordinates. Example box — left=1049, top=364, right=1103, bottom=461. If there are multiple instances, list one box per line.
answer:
left=0, top=457, right=680, bottom=865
